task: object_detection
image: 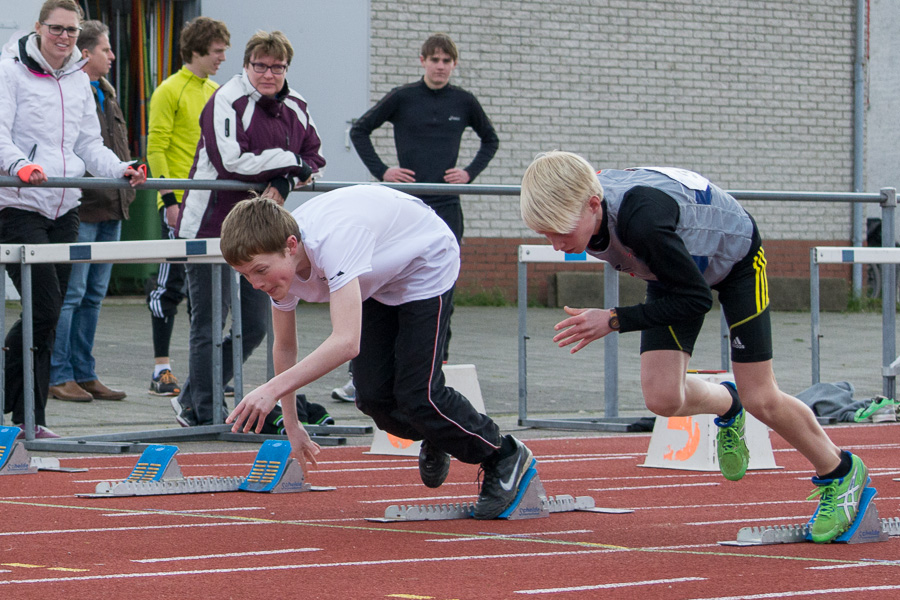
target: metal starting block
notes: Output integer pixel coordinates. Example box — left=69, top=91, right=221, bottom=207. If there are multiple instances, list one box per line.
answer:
left=0, top=426, right=87, bottom=475
left=720, top=485, right=898, bottom=546
left=78, top=440, right=334, bottom=497
left=367, top=459, right=633, bottom=522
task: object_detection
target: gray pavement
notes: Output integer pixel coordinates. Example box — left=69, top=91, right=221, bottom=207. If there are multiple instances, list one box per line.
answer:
left=4, top=298, right=893, bottom=453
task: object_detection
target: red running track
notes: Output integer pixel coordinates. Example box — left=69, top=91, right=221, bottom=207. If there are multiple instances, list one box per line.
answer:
left=1, top=424, right=899, bottom=599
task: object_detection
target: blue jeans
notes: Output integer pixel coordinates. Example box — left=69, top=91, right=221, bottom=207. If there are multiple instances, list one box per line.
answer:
left=50, top=220, right=121, bottom=385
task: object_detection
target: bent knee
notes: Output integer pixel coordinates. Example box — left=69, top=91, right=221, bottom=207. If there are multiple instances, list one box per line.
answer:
left=643, top=387, right=686, bottom=417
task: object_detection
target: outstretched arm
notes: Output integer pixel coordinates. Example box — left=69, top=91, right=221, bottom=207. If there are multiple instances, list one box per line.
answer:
left=227, top=280, right=363, bottom=467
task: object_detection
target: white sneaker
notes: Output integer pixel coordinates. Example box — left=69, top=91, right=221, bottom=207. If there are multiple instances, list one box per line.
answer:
left=331, top=378, right=355, bottom=402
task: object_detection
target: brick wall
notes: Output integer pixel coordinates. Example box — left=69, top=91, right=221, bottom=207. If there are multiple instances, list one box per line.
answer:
left=368, top=1, right=859, bottom=302
left=459, top=237, right=851, bottom=305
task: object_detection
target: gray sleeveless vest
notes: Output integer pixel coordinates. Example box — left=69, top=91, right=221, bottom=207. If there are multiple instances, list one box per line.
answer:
left=589, top=168, right=753, bottom=286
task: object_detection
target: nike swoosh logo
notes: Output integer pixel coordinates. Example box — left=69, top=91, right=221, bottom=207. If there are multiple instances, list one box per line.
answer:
left=499, top=459, right=522, bottom=492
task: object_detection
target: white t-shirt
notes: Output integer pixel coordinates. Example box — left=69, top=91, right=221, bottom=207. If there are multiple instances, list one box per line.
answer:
left=273, top=185, right=460, bottom=311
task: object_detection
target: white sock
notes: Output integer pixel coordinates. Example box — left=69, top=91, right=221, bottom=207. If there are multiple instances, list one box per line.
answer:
left=154, top=364, right=171, bottom=378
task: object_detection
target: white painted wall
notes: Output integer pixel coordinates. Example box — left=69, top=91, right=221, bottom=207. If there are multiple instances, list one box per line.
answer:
left=203, top=0, right=371, bottom=210
left=864, top=0, right=900, bottom=241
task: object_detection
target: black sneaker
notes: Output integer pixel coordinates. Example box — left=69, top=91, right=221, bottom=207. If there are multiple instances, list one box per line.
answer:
left=473, top=437, right=533, bottom=520
left=418, top=439, right=451, bottom=488
left=170, top=395, right=197, bottom=427
left=150, top=369, right=181, bottom=396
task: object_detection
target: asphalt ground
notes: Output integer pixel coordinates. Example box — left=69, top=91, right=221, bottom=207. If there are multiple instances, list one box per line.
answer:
left=3, top=298, right=893, bottom=453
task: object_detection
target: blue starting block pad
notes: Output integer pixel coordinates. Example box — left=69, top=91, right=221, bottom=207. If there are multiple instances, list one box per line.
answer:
left=368, top=459, right=632, bottom=522
left=78, top=441, right=334, bottom=497
left=0, top=426, right=86, bottom=475
left=240, top=440, right=311, bottom=493
left=0, top=426, right=35, bottom=475
left=720, top=483, right=899, bottom=546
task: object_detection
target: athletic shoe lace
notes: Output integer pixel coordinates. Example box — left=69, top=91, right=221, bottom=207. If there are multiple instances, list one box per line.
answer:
left=807, top=481, right=837, bottom=518
left=718, top=424, right=741, bottom=453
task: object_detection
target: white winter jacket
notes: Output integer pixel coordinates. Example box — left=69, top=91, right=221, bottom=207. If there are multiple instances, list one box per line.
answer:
left=0, top=33, right=130, bottom=219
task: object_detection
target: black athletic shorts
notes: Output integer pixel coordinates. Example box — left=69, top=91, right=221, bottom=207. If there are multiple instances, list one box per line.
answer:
left=640, top=220, right=773, bottom=363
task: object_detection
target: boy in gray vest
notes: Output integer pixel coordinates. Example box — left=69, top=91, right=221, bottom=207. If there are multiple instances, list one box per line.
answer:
left=519, top=150, right=868, bottom=543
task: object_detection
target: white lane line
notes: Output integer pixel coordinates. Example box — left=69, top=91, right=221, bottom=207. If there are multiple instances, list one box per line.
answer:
left=687, top=515, right=809, bottom=526
left=808, top=559, right=900, bottom=570
left=515, top=576, right=706, bottom=594
left=0, top=548, right=620, bottom=586
left=133, top=548, right=321, bottom=563
left=358, top=495, right=476, bottom=504
left=589, top=482, right=720, bottom=492
left=426, top=529, right=594, bottom=543
left=102, top=507, right=266, bottom=518
left=686, top=584, right=900, bottom=599
left=0, top=521, right=267, bottom=537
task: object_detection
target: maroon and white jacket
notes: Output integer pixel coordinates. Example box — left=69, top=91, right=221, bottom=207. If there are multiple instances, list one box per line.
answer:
left=177, top=69, right=325, bottom=239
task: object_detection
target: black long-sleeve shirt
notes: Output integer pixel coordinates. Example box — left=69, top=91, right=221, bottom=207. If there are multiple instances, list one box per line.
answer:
left=350, top=78, right=499, bottom=208
left=589, top=187, right=715, bottom=333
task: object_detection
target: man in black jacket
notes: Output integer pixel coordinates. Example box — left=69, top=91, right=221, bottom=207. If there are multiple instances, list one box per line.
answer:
left=347, top=32, right=498, bottom=391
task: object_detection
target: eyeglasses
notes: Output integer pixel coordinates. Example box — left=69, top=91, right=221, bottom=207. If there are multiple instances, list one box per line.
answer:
left=249, top=61, right=287, bottom=75
left=41, top=22, right=82, bottom=37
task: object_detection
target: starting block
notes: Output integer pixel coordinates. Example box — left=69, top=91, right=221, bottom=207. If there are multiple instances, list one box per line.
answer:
left=367, top=458, right=632, bottom=522
left=78, top=440, right=334, bottom=497
left=0, top=426, right=87, bottom=475
left=719, top=483, right=899, bottom=546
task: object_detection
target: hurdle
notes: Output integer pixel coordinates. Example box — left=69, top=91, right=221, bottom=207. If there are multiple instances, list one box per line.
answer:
left=78, top=440, right=334, bottom=497
left=3, top=237, right=372, bottom=451
left=367, top=456, right=631, bottom=522
left=811, top=240, right=899, bottom=400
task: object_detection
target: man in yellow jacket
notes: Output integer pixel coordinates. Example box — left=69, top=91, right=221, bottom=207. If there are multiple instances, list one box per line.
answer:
left=145, top=16, right=229, bottom=401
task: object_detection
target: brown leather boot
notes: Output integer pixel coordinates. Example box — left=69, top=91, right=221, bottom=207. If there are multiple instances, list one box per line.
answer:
left=78, top=379, right=127, bottom=401
left=49, top=380, right=93, bottom=402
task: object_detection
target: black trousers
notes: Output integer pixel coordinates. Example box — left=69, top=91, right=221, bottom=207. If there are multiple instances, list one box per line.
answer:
left=1, top=207, right=79, bottom=426
left=146, top=208, right=188, bottom=357
left=352, top=289, right=501, bottom=465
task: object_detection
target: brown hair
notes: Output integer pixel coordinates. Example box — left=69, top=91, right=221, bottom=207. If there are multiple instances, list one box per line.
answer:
left=38, top=0, right=83, bottom=24
left=179, top=16, right=230, bottom=63
left=420, top=32, right=458, bottom=61
left=78, top=20, right=109, bottom=53
left=243, top=30, right=293, bottom=67
left=220, top=197, right=300, bottom=266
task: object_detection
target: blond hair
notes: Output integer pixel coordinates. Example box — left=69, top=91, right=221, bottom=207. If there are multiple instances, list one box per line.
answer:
left=220, top=197, right=300, bottom=266
left=520, top=151, right=603, bottom=234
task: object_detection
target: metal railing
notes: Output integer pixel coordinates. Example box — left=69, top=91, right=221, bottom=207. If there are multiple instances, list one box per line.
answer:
left=1, top=176, right=897, bottom=438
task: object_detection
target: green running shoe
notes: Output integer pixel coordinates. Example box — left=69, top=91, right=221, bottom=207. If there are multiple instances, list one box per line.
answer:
left=807, top=453, right=869, bottom=543
left=714, top=388, right=749, bottom=481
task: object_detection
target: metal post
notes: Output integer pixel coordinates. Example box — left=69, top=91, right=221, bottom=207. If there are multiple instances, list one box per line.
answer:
left=212, top=265, right=224, bottom=424
left=22, top=261, right=34, bottom=440
left=517, top=258, right=528, bottom=425
left=810, top=248, right=821, bottom=385
left=603, top=266, right=619, bottom=418
left=230, top=267, right=243, bottom=407
left=880, top=188, right=897, bottom=399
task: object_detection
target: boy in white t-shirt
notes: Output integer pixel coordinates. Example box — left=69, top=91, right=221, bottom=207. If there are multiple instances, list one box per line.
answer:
left=221, top=185, right=533, bottom=519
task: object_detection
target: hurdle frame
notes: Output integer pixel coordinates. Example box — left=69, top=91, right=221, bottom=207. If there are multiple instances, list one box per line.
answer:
left=810, top=187, right=899, bottom=399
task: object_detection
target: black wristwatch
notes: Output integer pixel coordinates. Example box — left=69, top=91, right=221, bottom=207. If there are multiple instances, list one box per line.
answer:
left=608, top=308, right=620, bottom=331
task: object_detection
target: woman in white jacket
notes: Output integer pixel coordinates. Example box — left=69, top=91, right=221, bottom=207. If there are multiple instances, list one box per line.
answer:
left=0, top=0, right=145, bottom=438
